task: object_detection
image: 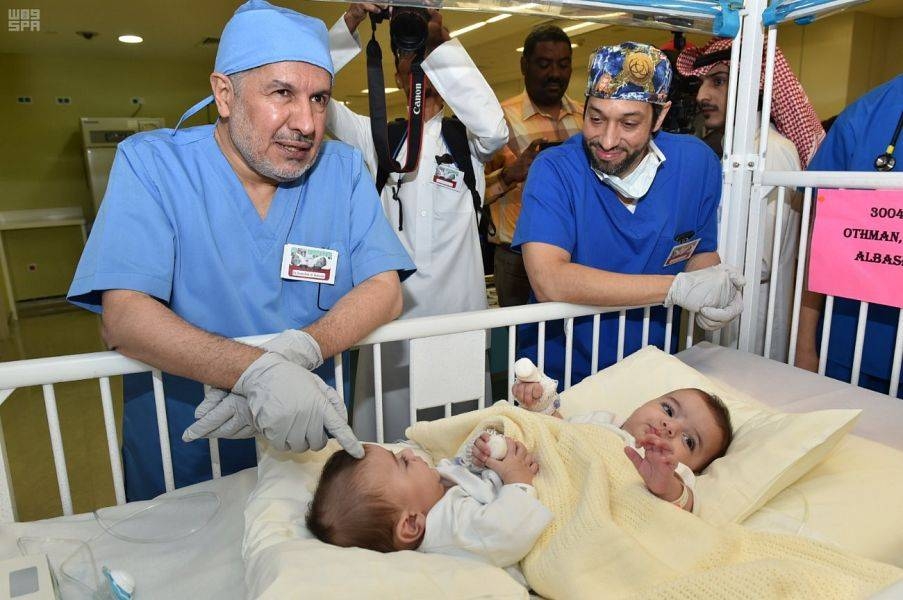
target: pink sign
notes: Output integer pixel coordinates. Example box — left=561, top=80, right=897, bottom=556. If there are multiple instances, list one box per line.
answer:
left=808, top=188, right=903, bottom=309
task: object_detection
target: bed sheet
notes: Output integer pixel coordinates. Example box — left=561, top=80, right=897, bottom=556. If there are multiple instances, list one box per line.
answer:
left=678, top=343, right=903, bottom=570
left=677, top=342, right=903, bottom=451
left=0, top=467, right=256, bottom=599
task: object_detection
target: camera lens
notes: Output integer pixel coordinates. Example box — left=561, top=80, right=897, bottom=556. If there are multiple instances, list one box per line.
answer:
left=390, top=7, right=429, bottom=55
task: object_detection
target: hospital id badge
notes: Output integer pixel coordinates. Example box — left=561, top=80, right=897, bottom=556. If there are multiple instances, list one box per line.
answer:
left=663, top=238, right=700, bottom=267
left=433, top=164, right=462, bottom=189
left=281, top=244, right=338, bottom=285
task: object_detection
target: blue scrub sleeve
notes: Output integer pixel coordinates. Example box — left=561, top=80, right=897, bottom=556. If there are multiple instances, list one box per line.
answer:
left=68, top=142, right=175, bottom=313
left=807, top=116, right=852, bottom=172
left=346, top=151, right=416, bottom=285
left=512, top=156, right=576, bottom=254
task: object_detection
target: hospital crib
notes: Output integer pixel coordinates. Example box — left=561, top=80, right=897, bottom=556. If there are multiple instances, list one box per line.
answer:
left=0, top=300, right=695, bottom=523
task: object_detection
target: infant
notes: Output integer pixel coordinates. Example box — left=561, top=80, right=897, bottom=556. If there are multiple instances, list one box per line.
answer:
left=502, top=359, right=733, bottom=512
left=307, top=369, right=732, bottom=572
left=307, top=436, right=551, bottom=583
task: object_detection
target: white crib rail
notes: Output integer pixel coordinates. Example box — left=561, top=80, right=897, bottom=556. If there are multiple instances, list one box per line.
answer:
left=751, top=170, right=903, bottom=396
left=0, top=301, right=697, bottom=523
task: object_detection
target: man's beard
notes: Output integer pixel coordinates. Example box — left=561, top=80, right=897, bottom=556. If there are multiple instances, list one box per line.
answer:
left=584, top=138, right=647, bottom=177
left=229, top=101, right=317, bottom=183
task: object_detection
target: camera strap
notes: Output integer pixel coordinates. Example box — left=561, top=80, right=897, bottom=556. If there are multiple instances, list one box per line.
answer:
left=366, top=22, right=426, bottom=175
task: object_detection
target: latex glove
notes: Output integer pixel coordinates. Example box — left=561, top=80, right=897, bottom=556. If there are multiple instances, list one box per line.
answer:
left=183, top=353, right=362, bottom=458
left=183, top=386, right=255, bottom=440
left=182, top=330, right=325, bottom=442
left=664, top=264, right=743, bottom=313
left=235, top=352, right=361, bottom=455
left=695, top=285, right=744, bottom=331
left=261, top=329, right=324, bottom=370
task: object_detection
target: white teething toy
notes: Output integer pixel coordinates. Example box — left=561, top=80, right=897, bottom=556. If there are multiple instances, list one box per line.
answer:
left=513, top=358, right=560, bottom=415
left=485, top=432, right=508, bottom=460
left=457, top=427, right=507, bottom=471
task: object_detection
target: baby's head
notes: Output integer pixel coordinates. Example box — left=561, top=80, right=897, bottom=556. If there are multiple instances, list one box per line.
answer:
left=307, top=445, right=446, bottom=552
left=621, top=388, right=732, bottom=473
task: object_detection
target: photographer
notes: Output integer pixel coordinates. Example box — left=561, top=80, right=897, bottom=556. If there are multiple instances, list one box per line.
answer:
left=327, top=5, right=508, bottom=441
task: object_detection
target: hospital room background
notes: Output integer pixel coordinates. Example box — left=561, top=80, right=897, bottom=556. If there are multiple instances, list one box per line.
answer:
left=0, top=0, right=901, bottom=524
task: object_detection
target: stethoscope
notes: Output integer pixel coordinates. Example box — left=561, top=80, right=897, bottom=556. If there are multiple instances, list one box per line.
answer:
left=875, top=110, right=903, bottom=172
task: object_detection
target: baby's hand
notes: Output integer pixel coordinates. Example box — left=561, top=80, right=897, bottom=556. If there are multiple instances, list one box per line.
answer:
left=486, top=437, right=539, bottom=485
left=624, top=433, right=682, bottom=499
left=511, top=381, right=546, bottom=411
left=470, top=432, right=507, bottom=468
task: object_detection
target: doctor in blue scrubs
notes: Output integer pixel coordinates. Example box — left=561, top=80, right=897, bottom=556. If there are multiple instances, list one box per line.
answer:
left=67, top=1, right=415, bottom=500
left=511, top=43, right=744, bottom=390
left=797, top=75, right=903, bottom=398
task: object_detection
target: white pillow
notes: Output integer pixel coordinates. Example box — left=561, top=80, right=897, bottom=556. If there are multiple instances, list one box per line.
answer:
left=243, top=441, right=528, bottom=599
left=558, top=346, right=860, bottom=524
left=744, top=434, right=903, bottom=568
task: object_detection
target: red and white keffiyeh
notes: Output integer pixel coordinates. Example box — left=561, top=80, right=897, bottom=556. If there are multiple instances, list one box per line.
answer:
left=676, top=37, right=825, bottom=167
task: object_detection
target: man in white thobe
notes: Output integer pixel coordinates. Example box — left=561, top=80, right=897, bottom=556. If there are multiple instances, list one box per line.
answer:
left=328, top=5, right=508, bottom=440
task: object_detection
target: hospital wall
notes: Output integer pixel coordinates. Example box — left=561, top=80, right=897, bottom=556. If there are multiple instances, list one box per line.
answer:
left=0, top=53, right=215, bottom=317
left=777, top=12, right=903, bottom=120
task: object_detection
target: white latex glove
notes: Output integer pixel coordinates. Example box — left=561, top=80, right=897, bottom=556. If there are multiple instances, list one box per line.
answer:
left=181, top=330, right=331, bottom=441
left=695, top=286, right=744, bottom=331
left=184, top=386, right=255, bottom=439
left=183, top=353, right=362, bottom=458
left=259, top=329, right=323, bottom=370
left=664, top=264, right=744, bottom=313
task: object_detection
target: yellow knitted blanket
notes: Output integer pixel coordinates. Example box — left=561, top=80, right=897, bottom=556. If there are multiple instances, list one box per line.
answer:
left=406, top=402, right=901, bottom=600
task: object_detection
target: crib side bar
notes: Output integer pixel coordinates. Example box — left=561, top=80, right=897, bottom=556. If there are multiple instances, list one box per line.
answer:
left=43, top=384, right=73, bottom=516
left=685, top=313, right=695, bottom=351
left=617, top=311, right=626, bottom=362
left=151, top=370, right=175, bottom=493
left=507, top=325, right=516, bottom=402
left=789, top=187, right=814, bottom=366
left=763, top=186, right=786, bottom=360
left=564, top=317, right=574, bottom=390
left=818, top=296, right=834, bottom=375
left=374, top=344, right=385, bottom=444
left=98, top=377, right=126, bottom=505
left=590, top=314, right=600, bottom=375
left=850, top=302, right=869, bottom=386
left=664, top=306, right=674, bottom=354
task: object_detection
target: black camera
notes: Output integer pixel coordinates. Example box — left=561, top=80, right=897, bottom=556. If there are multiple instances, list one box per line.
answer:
left=371, top=6, right=430, bottom=57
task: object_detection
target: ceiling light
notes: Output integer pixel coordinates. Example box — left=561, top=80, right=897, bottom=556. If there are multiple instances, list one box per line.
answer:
left=485, top=13, right=511, bottom=24
left=450, top=21, right=486, bottom=37
left=360, top=88, right=400, bottom=94
left=118, top=34, right=143, bottom=44
left=562, top=21, right=597, bottom=33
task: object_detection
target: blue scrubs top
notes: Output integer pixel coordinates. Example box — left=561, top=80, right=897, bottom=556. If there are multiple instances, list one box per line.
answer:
left=68, top=124, right=415, bottom=500
left=808, top=75, right=903, bottom=398
left=512, top=132, right=721, bottom=387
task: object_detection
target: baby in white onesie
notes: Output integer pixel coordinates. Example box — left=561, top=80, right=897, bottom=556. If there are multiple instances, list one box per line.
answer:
left=306, top=436, right=552, bottom=583
left=493, top=358, right=733, bottom=513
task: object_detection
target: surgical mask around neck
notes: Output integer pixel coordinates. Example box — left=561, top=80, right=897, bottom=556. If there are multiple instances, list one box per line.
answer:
left=594, top=140, right=665, bottom=200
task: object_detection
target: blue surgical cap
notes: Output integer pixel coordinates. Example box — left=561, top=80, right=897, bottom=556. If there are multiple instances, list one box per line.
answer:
left=175, top=0, right=334, bottom=132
